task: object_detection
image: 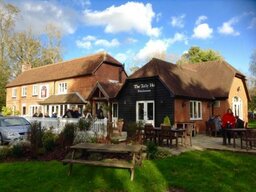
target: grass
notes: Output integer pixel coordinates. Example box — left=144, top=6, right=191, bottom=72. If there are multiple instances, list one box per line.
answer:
left=248, top=119, right=256, bottom=128
left=0, top=150, right=255, bottom=192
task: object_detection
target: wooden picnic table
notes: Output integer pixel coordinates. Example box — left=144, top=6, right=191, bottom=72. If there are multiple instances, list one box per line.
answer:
left=62, top=143, right=143, bottom=181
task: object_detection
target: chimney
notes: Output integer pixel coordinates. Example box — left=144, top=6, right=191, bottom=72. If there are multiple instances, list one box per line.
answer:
left=21, top=63, right=31, bottom=73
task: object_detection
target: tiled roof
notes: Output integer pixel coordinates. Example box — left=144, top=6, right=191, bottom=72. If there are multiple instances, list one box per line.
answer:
left=129, top=58, right=246, bottom=100
left=6, top=52, right=122, bottom=87
left=39, top=92, right=87, bottom=104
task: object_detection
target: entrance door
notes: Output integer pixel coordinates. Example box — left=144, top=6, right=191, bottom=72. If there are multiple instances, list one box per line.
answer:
left=136, top=101, right=155, bottom=126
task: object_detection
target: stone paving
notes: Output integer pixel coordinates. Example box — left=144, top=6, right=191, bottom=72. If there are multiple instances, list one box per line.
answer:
left=168, top=134, right=256, bottom=155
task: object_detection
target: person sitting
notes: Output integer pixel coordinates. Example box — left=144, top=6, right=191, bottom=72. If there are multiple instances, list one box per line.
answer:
left=63, top=109, right=73, bottom=118
left=32, top=112, right=38, bottom=117
left=72, top=107, right=81, bottom=118
left=235, top=116, right=244, bottom=128
left=222, top=108, right=236, bottom=144
left=38, top=111, right=43, bottom=117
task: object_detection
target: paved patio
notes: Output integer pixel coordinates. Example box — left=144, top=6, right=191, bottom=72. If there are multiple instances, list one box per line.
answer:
left=168, top=134, right=256, bottom=155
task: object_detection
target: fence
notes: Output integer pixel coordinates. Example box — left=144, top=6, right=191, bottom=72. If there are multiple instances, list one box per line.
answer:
left=24, top=117, right=107, bottom=137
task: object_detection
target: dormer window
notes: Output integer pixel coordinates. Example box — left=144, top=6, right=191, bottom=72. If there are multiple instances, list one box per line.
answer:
left=58, top=82, right=67, bottom=94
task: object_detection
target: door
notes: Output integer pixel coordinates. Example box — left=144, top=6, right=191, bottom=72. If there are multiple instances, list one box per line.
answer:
left=136, top=101, right=155, bottom=126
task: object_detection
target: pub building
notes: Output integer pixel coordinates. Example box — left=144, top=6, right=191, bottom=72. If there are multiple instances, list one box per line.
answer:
left=117, top=58, right=249, bottom=133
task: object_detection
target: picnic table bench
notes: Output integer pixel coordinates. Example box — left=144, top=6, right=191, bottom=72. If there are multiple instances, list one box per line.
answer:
left=62, top=143, right=143, bottom=181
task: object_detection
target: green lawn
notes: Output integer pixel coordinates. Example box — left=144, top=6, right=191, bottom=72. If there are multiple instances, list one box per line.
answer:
left=0, top=150, right=255, bottom=192
left=248, top=119, right=256, bottom=128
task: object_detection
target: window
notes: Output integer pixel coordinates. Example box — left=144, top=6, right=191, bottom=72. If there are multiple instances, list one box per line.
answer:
left=58, top=82, right=67, bottom=94
left=112, top=103, right=118, bottom=118
left=213, top=100, right=220, bottom=108
left=32, top=85, right=38, bottom=96
left=40, top=85, right=49, bottom=98
left=21, top=86, right=27, bottom=97
left=22, top=106, right=26, bottom=115
left=12, top=88, right=17, bottom=98
left=190, top=101, right=202, bottom=120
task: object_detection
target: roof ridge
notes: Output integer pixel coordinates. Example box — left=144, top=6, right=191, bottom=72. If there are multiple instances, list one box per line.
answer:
left=21, top=52, right=105, bottom=72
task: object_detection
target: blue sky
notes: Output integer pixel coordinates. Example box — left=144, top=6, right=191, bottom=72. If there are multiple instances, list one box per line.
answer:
left=6, top=0, right=256, bottom=75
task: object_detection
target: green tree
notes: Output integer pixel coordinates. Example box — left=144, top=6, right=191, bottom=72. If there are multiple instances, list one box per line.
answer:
left=0, top=1, right=63, bottom=110
left=248, top=49, right=256, bottom=113
left=0, top=0, right=19, bottom=109
left=177, top=46, right=223, bottom=64
left=249, top=49, right=256, bottom=77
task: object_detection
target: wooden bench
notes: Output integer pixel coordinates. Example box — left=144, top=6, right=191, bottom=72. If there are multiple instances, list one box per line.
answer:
left=62, top=143, right=142, bottom=181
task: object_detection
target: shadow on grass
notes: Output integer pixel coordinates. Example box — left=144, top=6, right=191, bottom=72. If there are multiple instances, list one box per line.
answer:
left=151, top=150, right=256, bottom=192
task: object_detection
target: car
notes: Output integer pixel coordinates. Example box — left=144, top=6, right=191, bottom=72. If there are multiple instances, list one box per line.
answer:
left=0, top=116, right=31, bottom=145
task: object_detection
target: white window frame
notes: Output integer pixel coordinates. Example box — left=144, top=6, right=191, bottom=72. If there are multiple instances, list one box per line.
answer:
left=32, top=85, right=38, bottom=96
left=58, top=82, right=68, bottom=94
left=21, top=86, right=27, bottom=97
left=12, top=88, right=17, bottom=98
left=189, top=100, right=202, bottom=120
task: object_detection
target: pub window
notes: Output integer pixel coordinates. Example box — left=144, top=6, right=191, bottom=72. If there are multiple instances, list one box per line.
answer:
left=21, top=86, right=27, bottom=97
left=12, top=88, right=17, bottom=98
left=190, top=100, right=202, bottom=120
left=58, top=82, right=67, bottom=94
left=112, top=103, right=118, bottom=118
left=32, top=85, right=38, bottom=96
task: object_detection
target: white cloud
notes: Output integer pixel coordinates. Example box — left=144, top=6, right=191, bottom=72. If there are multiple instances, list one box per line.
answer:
left=135, top=39, right=169, bottom=61
left=135, top=33, right=188, bottom=62
left=83, top=2, right=160, bottom=37
left=192, top=16, right=213, bottom=39
left=76, top=35, right=120, bottom=49
left=218, top=17, right=240, bottom=36
left=156, top=13, right=162, bottom=22
left=168, top=33, right=188, bottom=45
left=248, top=17, right=256, bottom=29
left=115, top=53, right=127, bottom=63
left=95, top=38, right=120, bottom=47
left=76, top=40, right=92, bottom=49
left=171, top=14, right=186, bottom=28
left=192, top=23, right=213, bottom=39
left=11, top=0, right=78, bottom=35
left=195, top=15, right=207, bottom=25
left=125, top=37, right=138, bottom=44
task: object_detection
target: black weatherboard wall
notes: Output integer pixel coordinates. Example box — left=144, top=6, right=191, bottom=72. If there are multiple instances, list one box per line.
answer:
left=118, top=77, right=174, bottom=128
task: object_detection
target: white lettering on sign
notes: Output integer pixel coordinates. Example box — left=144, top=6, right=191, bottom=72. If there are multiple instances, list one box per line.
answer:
left=133, top=82, right=155, bottom=93
left=133, top=83, right=155, bottom=89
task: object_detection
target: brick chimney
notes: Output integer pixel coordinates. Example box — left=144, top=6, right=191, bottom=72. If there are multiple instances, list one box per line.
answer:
left=21, top=63, right=31, bottom=72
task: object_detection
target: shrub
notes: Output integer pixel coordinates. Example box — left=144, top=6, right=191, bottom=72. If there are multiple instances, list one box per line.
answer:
left=0, top=147, right=11, bottom=160
left=163, top=116, right=171, bottom=126
left=146, top=141, right=158, bottom=159
left=11, top=144, right=24, bottom=158
left=155, top=148, right=172, bottom=159
left=29, top=121, right=44, bottom=158
left=42, top=131, right=56, bottom=152
left=73, top=131, right=92, bottom=144
left=61, top=123, right=76, bottom=147
left=77, top=118, right=91, bottom=131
